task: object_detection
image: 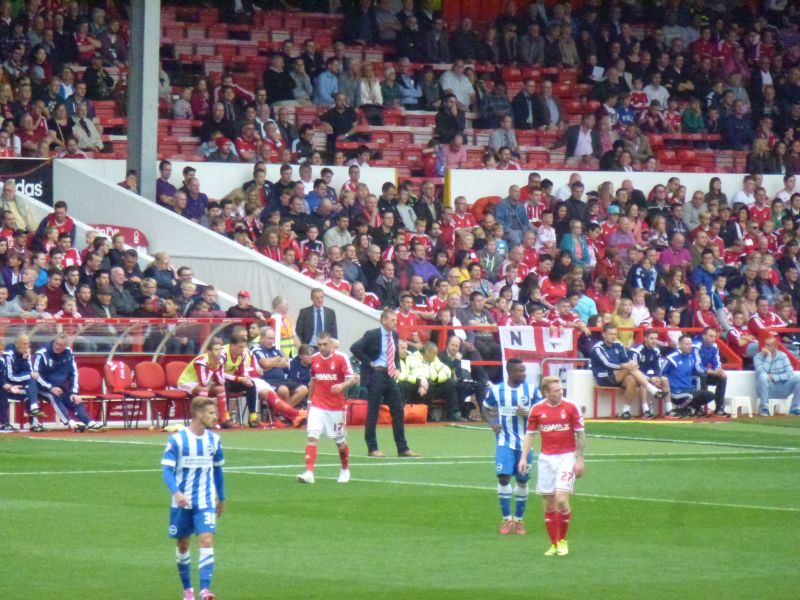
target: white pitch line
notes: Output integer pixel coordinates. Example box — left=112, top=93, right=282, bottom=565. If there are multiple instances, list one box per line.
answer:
left=0, top=468, right=160, bottom=476
left=587, top=433, right=800, bottom=452
left=232, top=470, right=800, bottom=513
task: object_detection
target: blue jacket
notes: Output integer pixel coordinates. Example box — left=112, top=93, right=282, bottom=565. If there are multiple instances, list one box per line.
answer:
left=629, top=344, right=661, bottom=376
left=288, top=356, right=310, bottom=386
left=590, top=340, right=629, bottom=380
left=693, top=341, right=721, bottom=371
left=32, top=343, right=79, bottom=394
left=691, top=266, right=718, bottom=295
left=753, top=349, right=795, bottom=383
left=251, top=344, right=287, bottom=381
left=662, top=350, right=705, bottom=394
left=559, top=234, right=590, bottom=266
left=493, top=197, right=531, bottom=235
left=2, top=348, right=32, bottom=383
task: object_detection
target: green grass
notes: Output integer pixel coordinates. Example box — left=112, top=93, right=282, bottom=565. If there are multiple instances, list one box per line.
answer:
left=1, top=419, right=799, bottom=599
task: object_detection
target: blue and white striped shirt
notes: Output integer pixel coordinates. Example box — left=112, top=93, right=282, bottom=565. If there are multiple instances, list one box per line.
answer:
left=161, top=429, right=225, bottom=510
left=483, top=382, right=543, bottom=450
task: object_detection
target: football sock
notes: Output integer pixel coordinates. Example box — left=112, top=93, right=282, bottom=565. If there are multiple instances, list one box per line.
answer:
left=498, top=483, right=512, bottom=519
left=623, top=404, right=631, bottom=413
left=665, top=401, right=673, bottom=413
left=338, top=443, right=349, bottom=469
left=305, top=444, right=318, bottom=472
left=642, top=401, right=650, bottom=412
left=216, top=393, right=229, bottom=422
left=513, top=483, right=528, bottom=519
left=267, top=393, right=299, bottom=418
left=198, top=547, right=214, bottom=591
left=559, top=509, right=571, bottom=541
left=176, top=549, right=192, bottom=590
left=646, top=383, right=659, bottom=395
left=544, top=511, right=560, bottom=544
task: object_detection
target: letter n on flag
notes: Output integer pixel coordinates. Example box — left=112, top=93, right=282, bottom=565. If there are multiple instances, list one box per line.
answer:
left=499, top=326, right=575, bottom=385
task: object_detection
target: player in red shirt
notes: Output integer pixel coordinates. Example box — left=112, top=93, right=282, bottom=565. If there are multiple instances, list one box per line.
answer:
left=298, top=332, right=357, bottom=484
left=519, top=376, right=585, bottom=557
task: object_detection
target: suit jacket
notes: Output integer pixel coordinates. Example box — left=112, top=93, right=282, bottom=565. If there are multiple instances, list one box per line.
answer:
left=350, top=327, right=400, bottom=386
left=555, top=124, right=601, bottom=159
left=295, top=305, right=338, bottom=345
left=533, top=93, right=565, bottom=128
left=511, top=90, right=537, bottom=130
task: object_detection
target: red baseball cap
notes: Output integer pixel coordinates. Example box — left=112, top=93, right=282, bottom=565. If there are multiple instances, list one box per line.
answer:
left=237, top=290, right=251, bottom=298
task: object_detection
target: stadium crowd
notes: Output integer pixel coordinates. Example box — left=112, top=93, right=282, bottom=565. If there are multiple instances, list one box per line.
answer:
left=0, top=1, right=799, bottom=173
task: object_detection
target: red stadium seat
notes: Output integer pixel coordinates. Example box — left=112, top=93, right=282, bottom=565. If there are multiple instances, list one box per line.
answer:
left=135, top=362, right=190, bottom=428
left=103, top=361, right=156, bottom=429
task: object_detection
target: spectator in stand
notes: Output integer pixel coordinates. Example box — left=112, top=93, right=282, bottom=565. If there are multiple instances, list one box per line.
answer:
left=320, top=92, right=358, bottom=154
left=552, top=113, right=600, bottom=168
left=344, top=0, right=377, bottom=45
left=489, top=114, right=519, bottom=156
left=312, top=58, right=341, bottom=107
left=493, top=185, right=531, bottom=247
left=721, top=100, right=754, bottom=150
left=435, top=93, right=465, bottom=144
left=439, top=60, right=474, bottom=111
left=71, top=103, right=102, bottom=153
left=225, top=290, right=268, bottom=320
left=263, top=53, right=296, bottom=106
left=534, top=80, right=566, bottom=131
left=181, top=177, right=209, bottom=222
left=511, top=79, right=537, bottom=131
left=754, top=335, right=800, bottom=417
left=108, top=266, right=138, bottom=316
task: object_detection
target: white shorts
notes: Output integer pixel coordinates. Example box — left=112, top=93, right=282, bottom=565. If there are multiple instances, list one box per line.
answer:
left=178, top=383, right=198, bottom=394
left=306, top=405, right=346, bottom=443
left=535, top=452, right=576, bottom=495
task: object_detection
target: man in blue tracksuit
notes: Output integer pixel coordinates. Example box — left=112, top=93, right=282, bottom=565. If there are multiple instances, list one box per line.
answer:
left=0, top=333, right=46, bottom=432
left=627, top=328, right=670, bottom=419
left=590, top=323, right=665, bottom=417
left=662, top=335, right=715, bottom=417
left=32, top=332, right=102, bottom=432
left=693, top=327, right=729, bottom=416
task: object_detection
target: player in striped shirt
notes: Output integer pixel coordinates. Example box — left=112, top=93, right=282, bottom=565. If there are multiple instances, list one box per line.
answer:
left=482, top=359, right=543, bottom=535
left=162, top=396, right=225, bottom=600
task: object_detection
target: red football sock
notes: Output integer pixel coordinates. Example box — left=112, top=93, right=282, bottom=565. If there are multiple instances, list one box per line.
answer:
left=216, top=393, right=229, bottom=422
left=266, top=393, right=299, bottom=418
left=544, top=511, right=560, bottom=544
left=559, top=509, right=571, bottom=541
left=338, top=444, right=349, bottom=469
left=304, top=444, right=318, bottom=472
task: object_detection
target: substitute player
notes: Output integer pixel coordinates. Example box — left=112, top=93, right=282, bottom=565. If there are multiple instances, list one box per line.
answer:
left=482, top=358, right=542, bottom=535
left=519, top=376, right=585, bottom=557
left=162, top=396, right=225, bottom=600
left=177, top=339, right=227, bottom=429
left=298, top=332, right=357, bottom=484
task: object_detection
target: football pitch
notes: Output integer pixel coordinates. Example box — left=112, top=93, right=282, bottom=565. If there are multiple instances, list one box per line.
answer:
left=1, top=419, right=799, bottom=600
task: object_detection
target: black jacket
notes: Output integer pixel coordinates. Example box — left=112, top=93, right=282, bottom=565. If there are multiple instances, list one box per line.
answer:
left=295, top=304, right=338, bottom=345
left=350, top=327, right=400, bottom=386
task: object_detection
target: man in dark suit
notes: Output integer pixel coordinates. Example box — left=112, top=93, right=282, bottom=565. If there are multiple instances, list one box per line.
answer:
left=511, top=79, right=537, bottom=130
left=550, top=113, right=601, bottom=168
left=350, top=308, right=419, bottom=458
left=295, top=288, right=338, bottom=349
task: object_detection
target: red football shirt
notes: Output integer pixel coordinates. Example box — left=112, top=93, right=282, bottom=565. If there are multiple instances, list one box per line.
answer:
left=526, top=400, right=584, bottom=455
left=310, top=351, right=353, bottom=411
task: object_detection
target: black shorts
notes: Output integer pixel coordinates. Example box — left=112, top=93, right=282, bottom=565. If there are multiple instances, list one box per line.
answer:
left=595, top=374, right=621, bottom=388
left=266, top=378, right=305, bottom=393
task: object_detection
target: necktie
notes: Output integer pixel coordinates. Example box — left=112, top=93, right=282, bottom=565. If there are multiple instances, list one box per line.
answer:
left=315, top=308, right=323, bottom=337
left=386, top=332, right=396, bottom=378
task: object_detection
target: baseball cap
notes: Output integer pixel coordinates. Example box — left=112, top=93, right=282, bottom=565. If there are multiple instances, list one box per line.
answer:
left=608, top=205, right=621, bottom=214
left=237, top=290, right=251, bottom=298
left=216, top=136, right=231, bottom=146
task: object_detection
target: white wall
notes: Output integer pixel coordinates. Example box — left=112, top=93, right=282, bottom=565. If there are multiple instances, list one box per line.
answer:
left=22, top=186, right=236, bottom=307
left=53, top=160, right=379, bottom=350
left=446, top=169, right=786, bottom=205
left=64, top=159, right=397, bottom=202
